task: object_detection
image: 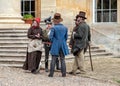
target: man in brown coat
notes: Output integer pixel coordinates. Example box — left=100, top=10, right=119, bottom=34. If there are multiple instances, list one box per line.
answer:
left=69, top=11, right=91, bottom=75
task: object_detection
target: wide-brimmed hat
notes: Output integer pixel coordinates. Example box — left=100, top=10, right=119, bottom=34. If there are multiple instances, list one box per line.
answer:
left=44, top=16, right=52, bottom=24
left=52, top=13, right=63, bottom=22
left=79, top=11, right=87, bottom=19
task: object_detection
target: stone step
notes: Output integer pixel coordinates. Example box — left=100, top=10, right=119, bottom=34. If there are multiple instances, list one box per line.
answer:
left=0, top=34, right=26, bottom=36
left=0, top=41, right=82, bottom=46
left=0, top=63, right=23, bottom=68
left=0, top=31, right=27, bottom=33
left=0, top=39, right=28, bottom=42
left=0, top=38, right=70, bottom=42
left=0, top=48, right=105, bottom=54
left=0, top=51, right=112, bottom=60
left=0, top=28, right=28, bottom=30
left=0, top=45, right=27, bottom=49
left=0, top=33, right=27, bottom=37
left=0, top=45, right=100, bottom=52
left=0, top=37, right=27, bottom=39
left=0, top=53, right=26, bottom=57
left=0, top=52, right=113, bottom=68
left=0, top=41, right=28, bottom=44
left=0, top=28, right=113, bottom=68
left=0, top=51, right=112, bottom=58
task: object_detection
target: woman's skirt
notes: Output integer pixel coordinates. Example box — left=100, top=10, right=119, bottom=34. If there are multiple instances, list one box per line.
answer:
left=23, top=39, right=43, bottom=71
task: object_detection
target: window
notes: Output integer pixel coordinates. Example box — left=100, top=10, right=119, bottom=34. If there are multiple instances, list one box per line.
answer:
left=95, top=0, right=117, bottom=22
left=21, top=0, right=35, bottom=17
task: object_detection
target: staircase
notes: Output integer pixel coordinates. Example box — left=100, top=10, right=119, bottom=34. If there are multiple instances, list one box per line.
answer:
left=0, top=28, right=113, bottom=68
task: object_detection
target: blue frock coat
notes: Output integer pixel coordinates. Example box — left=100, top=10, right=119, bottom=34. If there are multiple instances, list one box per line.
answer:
left=49, top=24, right=69, bottom=56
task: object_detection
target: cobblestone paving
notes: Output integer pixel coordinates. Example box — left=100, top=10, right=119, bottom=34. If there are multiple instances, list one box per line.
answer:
left=0, top=66, right=119, bottom=86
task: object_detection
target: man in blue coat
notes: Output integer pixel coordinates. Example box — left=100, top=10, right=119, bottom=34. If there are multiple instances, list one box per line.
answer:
left=48, top=13, right=69, bottom=77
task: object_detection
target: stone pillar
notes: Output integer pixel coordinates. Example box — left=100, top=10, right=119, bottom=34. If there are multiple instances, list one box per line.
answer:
left=117, top=0, right=120, bottom=23
left=0, top=0, right=24, bottom=24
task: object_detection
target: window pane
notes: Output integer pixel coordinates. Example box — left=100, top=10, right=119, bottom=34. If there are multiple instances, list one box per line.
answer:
left=25, top=1, right=30, bottom=11
left=95, top=0, right=117, bottom=22
left=21, top=13, right=24, bottom=16
left=111, top=10, right=117, bottom=22
left=31, top=1, right=35, bottom=11
left=103, top=0, right=109, bottom=9
left=31, top=12, right=35, bottom=17
left=103, top=10, right=109, bottom=22
left=111, top=0, right=117, bottom=9
left=21, top=1, right=23, bottom=12
left=21, top=0, right=35, bottom=17
left=97, top=11, right=102, bottom=22
left=97, top=0, right=101, bottom=9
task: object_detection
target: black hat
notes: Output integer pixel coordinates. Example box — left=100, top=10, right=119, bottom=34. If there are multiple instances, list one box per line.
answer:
left=74, top=11, right=87, bottom=21
left=74, top=14, right=80, bottom=21
left=44, top=16, right=52, bottom=24
left=79, top=11, right=87, bottom=19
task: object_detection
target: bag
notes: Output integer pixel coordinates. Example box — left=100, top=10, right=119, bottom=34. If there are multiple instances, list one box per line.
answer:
left=73, top=48, right=79, bottom=56
left=42, top=30, right=49, bottom=41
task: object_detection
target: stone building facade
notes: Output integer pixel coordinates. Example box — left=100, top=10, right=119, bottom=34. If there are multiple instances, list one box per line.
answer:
left=0, top=0, right=120, bottom=55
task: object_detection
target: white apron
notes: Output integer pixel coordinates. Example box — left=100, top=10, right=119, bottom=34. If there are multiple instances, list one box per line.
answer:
left=28, top=39, right=43, bottom=53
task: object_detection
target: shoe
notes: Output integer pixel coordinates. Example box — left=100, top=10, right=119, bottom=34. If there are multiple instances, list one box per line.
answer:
left=68, top=71, right=76, bottom=75
left=68, top=71, right=73, bottom=74
left=31, top=70, right=37, bottom=74
left=48, top=74, right=53, bottom=77
left=62, top=74, right=66, bottom=77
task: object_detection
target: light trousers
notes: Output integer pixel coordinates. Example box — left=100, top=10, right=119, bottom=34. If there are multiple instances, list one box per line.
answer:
left=72, top=49, right=85, bottom=73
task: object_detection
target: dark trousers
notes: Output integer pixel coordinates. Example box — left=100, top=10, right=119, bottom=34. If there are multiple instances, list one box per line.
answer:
left=49, top=50, right=66, bottom=76
left=44, top=44, right=60, bottom=69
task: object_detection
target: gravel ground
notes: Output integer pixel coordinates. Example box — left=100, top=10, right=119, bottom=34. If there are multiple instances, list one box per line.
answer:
left=0, top=66, right=119, bottom=86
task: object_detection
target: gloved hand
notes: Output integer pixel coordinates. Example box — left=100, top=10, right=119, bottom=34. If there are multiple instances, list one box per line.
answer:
left=72, top=31, right=76, bottom=39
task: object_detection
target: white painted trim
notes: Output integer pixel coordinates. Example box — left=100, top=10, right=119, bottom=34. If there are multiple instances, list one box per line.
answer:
left=93, top=0, right=95, bottom=23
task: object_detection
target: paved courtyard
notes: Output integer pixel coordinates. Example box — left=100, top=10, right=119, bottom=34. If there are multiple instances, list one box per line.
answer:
left=0, top=64, right=119, bottom=86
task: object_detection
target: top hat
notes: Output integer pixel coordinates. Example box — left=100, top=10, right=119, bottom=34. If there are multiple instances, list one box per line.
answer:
left=52, top=13, right=63, bottom=22
left=44, top=16, right=52, bottom=24
left=74, top=14, right=80, bottom=21
left=79, top=11, right=87, bottom=19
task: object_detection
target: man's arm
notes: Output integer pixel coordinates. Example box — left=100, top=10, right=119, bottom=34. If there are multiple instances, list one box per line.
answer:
left=49, top=27, right=54, bottom=43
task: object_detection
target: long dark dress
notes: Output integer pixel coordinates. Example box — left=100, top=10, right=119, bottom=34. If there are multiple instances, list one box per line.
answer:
left=23, top=26, right=43, bottom=72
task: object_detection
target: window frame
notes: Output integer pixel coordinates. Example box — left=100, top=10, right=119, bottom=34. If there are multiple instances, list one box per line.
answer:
left=93, top=0, right=117, bottom=23
left=21, top=0, right=35, bottom=17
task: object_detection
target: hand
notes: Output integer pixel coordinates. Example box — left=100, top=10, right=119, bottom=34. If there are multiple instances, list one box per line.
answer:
left=72, top=31, right=76, bottom=39
left=72, top=32, right=76, bottom=35
left=35, top=33, right=40, bottom=38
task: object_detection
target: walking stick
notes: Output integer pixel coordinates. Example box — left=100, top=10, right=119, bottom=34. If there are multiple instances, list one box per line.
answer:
left=88, top=44, right=94, bottom=71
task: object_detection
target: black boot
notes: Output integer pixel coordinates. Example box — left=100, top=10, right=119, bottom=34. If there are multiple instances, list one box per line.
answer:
left=48, top=74, right=53, bottom=77
left=31, top=69, right=37, bottom=74
left=45, top=61, right=49, bottom=72
left=56, top=58, right=61, bottom=70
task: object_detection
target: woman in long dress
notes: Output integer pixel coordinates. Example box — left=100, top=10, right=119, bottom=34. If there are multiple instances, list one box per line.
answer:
left=23, top=18, right=43, bottom=74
